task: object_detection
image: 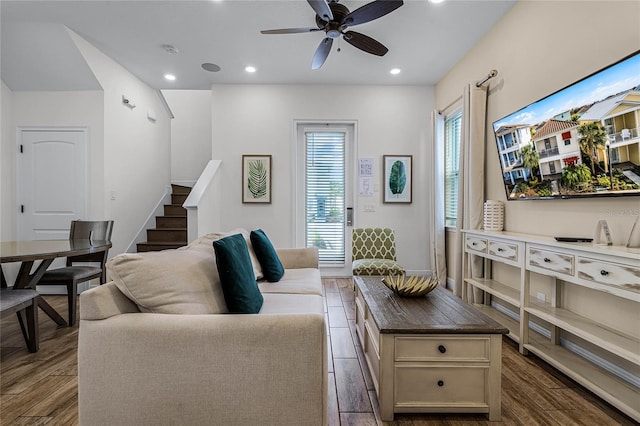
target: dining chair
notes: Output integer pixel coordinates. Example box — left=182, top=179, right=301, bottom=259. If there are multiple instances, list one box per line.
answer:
left=37, top=220, right=114, bottom=326
left=0, top=288, right=39, bottom=352
left=352, top=227, right=405, bottom=277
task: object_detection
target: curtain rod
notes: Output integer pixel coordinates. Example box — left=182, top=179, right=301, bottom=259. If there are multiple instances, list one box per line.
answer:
left=438, top=69, right=499, bottom=114
left=437, top=95, right=462, bottom=116
left=476, top=69, right=498, bottom=87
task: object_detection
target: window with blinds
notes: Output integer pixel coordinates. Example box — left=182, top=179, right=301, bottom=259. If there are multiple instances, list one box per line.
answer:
left=444, top=110, right=462, bottom=228
left=305, top=131, right=346, bottom=264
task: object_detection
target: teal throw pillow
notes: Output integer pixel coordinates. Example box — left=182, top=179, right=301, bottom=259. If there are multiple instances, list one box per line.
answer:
left=250, top=229, right=285, bottom=282
left=212, top=233, right=263, bottom=314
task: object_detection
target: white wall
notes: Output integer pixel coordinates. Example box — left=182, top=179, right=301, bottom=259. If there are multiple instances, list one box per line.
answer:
left=0, top=81, right=15, bottom=241
left=437, top=0, right=640, bottom=244
left=68, top=30, right=171, bottom=255
left=162, top=90, right=212, bottom=185
left=212, top=84, right=433, bottom=274
left=436, top=0, right=639, bottom=333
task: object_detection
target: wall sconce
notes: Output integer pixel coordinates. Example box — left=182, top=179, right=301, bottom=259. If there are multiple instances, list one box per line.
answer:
left=122, top=95, right=136, bottom=109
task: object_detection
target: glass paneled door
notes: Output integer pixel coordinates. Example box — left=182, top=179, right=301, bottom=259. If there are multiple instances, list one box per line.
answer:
left=296, top=123, right=355, bottom=276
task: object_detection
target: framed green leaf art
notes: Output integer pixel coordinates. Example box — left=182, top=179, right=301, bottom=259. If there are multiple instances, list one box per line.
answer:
left=242, top=155, right=272, bottom=203
left=383, top=155, right=412, bottom=203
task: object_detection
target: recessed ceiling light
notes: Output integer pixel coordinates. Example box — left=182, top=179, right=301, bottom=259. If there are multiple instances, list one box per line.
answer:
left=245, top=66, right=257, bottom=73
left=164, top=74, right=176, bottom=81
left=429, top=0, right=446, bottom=3
left=390, top=68, right=401, bottom=75
left=202, top=63, right=221, bottom=72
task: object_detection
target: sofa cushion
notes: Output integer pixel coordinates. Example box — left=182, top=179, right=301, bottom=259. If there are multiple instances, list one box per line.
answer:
left=108, top=249, right=228, bottom=314
left=258, top=268, right=322, bottom=296
left=259, top=293, right=324, bottom=316
left=213, top=234, right=263, bottom=314
left=187, top=228, right=263, bottom=280
left=250, top=229, right=284, bottom=282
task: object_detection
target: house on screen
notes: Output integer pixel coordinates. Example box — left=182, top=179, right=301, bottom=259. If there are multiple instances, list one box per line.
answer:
left=494, top=124, right=534, bottom=185
left=579, top=87, right=640, bottom=170
left=532, top=119, right=581, bottom=179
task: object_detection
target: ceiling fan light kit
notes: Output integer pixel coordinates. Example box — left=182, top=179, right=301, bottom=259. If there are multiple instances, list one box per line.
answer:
left=261, top=0, right=404, bottom=69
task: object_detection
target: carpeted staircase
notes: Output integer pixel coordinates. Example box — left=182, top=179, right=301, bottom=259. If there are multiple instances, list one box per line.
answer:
left=136, top=184, right=190, bottom=252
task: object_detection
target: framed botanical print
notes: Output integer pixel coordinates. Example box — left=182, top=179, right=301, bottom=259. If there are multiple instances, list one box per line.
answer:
left=383, top=155, right=412, bottom=203
left=242, top=155, right=272, bottom=203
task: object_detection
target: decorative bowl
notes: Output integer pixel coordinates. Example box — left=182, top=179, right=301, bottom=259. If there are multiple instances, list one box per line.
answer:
left=381, top=274, right=439, bottom=297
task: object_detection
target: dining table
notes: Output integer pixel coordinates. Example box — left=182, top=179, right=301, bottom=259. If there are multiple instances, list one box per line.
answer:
left=0, top=239, right=112, bottom=326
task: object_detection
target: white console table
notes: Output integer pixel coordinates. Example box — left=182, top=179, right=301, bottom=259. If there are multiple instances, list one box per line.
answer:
left=462, top=229, right=639, bottom=421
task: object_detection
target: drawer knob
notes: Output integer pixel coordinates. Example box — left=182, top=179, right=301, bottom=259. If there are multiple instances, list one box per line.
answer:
left=437, top=380, right=444, bottom=387
left=600, top=270, right=609, bottom=276
left=438, top=345, right=447, bottom=354
left=544, top=258, right=551, bottom=263
left=497, top=248, right=504, bottom=252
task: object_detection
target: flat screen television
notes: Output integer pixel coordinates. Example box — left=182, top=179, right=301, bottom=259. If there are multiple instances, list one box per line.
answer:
left=492, top=50, right=640, bottom=200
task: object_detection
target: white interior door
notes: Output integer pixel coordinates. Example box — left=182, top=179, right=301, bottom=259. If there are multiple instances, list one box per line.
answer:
left=17, top=128, right=87, bottom=241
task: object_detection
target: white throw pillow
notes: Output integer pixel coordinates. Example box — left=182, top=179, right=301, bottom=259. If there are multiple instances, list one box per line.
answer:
left=186, top=228, right=264, bottom=280
left=108, top=248, right=228, bottom=314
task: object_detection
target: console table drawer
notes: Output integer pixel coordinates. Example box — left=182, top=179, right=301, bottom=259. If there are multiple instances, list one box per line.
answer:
left=488, top=240, right=519, bottom=262
left=577, top=257, right=640, bottom=294
left=465, top=236, right=488, bottom=254
left=395, top=366, right=486, bottom=406
left=395, top=336, right=490, bottom=362
left=528, top=246, right=574, bottom=276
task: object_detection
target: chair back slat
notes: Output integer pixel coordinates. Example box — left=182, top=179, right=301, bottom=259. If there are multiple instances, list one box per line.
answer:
left=67, top=220, right=114, bottom=265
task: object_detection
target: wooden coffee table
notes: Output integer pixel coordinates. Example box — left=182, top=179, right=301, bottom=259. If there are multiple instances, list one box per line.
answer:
left=354, top=276, right=508, bottom=421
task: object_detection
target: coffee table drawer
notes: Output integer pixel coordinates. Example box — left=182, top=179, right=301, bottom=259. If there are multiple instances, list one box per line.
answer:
left=395, top=366, right=486, bottom=406
left=395, top=336, right=490, bottom=362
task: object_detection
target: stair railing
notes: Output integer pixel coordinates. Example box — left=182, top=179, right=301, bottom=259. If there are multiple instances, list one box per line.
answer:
left=183, top=160, right=223, bottom=242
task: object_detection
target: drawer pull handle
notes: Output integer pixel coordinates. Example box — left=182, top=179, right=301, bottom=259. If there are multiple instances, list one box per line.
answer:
left=544, top=258, right=551, bottom=263
left=438, top=345, right=446, bottom=354
left=437, top=380, right=444, bottom=387
left=600, top=270, right=609, bottom=276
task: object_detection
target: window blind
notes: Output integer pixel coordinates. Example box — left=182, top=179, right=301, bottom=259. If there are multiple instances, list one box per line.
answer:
left=444, top=111, right=462, bottom=228
left=305, top=131, right=345, bottom=264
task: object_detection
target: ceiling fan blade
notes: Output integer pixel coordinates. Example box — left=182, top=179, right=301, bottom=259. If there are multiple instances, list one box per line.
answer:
left=343, top=31, right=388, bottom=56
left=307, top=0, right=333, bottom=21
left=261, top=27, right=322, bottom=35
left=341, top=0, right=403, bottom=27
left=312, top=38, right=333, bottom=70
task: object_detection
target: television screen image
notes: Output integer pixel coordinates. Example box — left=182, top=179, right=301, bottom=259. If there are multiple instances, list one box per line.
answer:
left=492, top=50, right=640, bottom=200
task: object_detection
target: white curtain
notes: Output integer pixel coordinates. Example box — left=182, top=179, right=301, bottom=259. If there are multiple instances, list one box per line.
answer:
left=454, top=83, right=488, bottom=299
left=429, top=111, right=447, bottom=287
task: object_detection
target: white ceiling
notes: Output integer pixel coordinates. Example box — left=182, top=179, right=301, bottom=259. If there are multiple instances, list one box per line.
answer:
left=0, top=0, right=515, bottom=91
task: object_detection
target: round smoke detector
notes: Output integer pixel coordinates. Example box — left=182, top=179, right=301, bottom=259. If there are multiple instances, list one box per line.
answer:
left=201, top=63, right=221, bottom=72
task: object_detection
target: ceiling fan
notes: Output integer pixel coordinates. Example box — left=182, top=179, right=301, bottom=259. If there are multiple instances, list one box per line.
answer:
left=261, top=0, right=404, bottom=69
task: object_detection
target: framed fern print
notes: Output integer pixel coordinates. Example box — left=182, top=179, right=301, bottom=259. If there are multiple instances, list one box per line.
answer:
left=242, top=155, right=272, bottom=203
left=383, top=155, right=412, bottom=203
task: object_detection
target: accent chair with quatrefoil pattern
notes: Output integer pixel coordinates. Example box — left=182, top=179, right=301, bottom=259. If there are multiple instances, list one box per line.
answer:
left=351, top=228, right=405, bottom=276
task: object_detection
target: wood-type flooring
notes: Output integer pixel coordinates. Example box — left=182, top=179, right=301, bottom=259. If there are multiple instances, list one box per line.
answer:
left=0, top=278, right=636, bottom=425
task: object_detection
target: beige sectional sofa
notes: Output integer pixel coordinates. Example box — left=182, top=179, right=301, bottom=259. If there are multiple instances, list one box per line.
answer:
left=77, top=231, right=327, bottom=426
